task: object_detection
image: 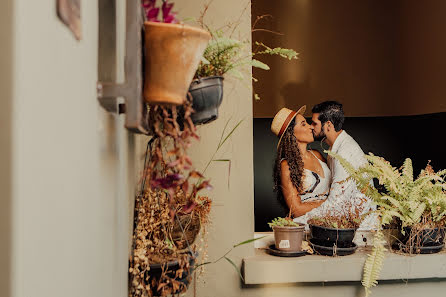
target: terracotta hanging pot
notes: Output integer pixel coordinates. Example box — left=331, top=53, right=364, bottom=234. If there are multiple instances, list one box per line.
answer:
left=143, top=22, right=211, bottom=105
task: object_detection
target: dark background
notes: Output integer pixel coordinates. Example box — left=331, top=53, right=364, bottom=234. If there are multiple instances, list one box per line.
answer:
left=253, top=112, right=446, bottom=231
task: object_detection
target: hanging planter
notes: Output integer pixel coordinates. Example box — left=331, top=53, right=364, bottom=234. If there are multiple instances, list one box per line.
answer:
left=145, top=251, right=198, bottom=297
left=143, top=22, right=210, bottom=105
left=188, top=76, right=224, bottom=125
left=172, top=213, right=202, bottom=250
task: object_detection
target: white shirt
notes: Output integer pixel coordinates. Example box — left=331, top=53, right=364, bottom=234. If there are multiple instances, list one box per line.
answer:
left=294, top=131, right=377, bottom=230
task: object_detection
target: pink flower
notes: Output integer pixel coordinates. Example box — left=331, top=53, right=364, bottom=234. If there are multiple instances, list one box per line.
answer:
left=142, top=0, right=178, bottom=23
left=146, top=7, right=160, bottom=22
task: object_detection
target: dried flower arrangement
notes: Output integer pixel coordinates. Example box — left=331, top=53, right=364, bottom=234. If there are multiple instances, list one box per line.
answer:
left=129, top=97, right=248, bottom=296
left=129, top=100, right=213, bottom=297
left=308, top=202, right=364, bottom=229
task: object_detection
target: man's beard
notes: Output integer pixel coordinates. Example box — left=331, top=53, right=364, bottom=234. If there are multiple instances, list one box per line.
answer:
left=313, top=130, right=326, bottom=141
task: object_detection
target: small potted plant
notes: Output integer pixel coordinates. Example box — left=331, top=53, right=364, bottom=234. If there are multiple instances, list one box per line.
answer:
left=328, top=151, right=446, bottom=296
left=268, top=217, right=305, bottom=252
left=141, top=0, right=211, bottom=105
left=183, top=13, right=298, bottom=125
left=308, top=203, right=363, bottom=256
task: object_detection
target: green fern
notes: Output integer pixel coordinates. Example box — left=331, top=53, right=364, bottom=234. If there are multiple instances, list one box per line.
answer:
left=327, top=150, right=446, bottom=296
left=254, top=42, right=298, bottom=60
left=195, top=29, right=298, bottom=100
left=362, top=230, right=387, bottom=297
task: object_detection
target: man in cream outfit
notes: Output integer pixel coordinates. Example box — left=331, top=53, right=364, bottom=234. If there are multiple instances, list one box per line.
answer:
left=294, top=101, right=376, bottom=230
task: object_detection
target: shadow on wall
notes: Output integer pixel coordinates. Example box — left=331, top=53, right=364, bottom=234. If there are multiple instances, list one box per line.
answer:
left=253, top=113, right=446, bottom=231
left=0, top=0, right=13, bottom=295
left=252, top=0, right=446, bottom=118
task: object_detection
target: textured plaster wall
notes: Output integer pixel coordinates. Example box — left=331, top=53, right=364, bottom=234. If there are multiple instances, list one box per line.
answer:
left=5, top=1, right=136, bottom=297
left=173, top=1, right=256, bottom=296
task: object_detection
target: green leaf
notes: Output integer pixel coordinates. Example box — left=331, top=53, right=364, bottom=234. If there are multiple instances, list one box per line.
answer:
left=251, top=59, right=270, bottom=70
left=227, top=68, right=244, bottom=80
left=233, top=236, right=267, bottom=248
left=224, top=256, right=244, bottom=282
left=255, top=42, right=298, bottom=60
left=194, top=261, right=213, bottom=269
left=219, top=119, right=244, bottom=149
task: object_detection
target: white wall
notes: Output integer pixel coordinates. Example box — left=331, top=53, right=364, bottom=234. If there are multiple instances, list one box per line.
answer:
left=5, top=1, right=135, bottom=296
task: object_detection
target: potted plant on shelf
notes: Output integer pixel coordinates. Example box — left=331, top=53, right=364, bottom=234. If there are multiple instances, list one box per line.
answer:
left=328, top=151, right=446, bottom=296
left=268, top=217, right=305, bottom=253
left=183, top=12, right=298, bottom=125
left=141, top=0, right=211, bottom=105
left=307, top=202, right=363, bottom=256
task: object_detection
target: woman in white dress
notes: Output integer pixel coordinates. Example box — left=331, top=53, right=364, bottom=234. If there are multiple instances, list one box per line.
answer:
left=271, top=106, right=331, bottom=220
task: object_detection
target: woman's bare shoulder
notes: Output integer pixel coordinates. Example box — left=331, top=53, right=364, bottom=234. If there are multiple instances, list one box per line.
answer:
left=280, top=158, right=289, bottom=169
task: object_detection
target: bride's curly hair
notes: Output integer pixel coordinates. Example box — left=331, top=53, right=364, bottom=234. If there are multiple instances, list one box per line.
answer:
left=273, top=118, right=305, bottom=210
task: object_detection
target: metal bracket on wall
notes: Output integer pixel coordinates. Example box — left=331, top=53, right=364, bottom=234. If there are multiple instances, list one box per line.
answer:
left=97, top=0, right=149, bottom=135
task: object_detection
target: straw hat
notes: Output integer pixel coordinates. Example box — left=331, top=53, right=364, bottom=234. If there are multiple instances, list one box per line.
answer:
left=271, top=106, right=306, bottom=148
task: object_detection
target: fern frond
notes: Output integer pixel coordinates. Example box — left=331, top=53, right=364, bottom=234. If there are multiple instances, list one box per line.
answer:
left=255, top=42, right=298, bottom=60
left=362, top=230, right=387, bottom=297
left=401, top=158, right=414, bottom=182
left=409, top=202, right=426, bottom=224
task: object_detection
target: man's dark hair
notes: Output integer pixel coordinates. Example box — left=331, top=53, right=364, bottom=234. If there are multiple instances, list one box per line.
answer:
left=312, top=101, right=345, bottom=131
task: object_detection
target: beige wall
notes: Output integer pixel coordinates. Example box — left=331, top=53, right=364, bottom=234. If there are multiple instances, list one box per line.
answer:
left=4, top=1, right=136, bottom=297
left=174, top=1, right=256, bottom=296
left=252, top=0, right=446, bottom=118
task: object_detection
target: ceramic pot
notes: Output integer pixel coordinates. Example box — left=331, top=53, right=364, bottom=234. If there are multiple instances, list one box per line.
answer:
left=395, top=227, right=446, bottom=253
left=143, top=22, right=210, bottom=105
left=272, top=224, right=305, bottom=252
left=310, top=224, right=356, bottom=248
left=188, top=76, right=224, bottom=124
